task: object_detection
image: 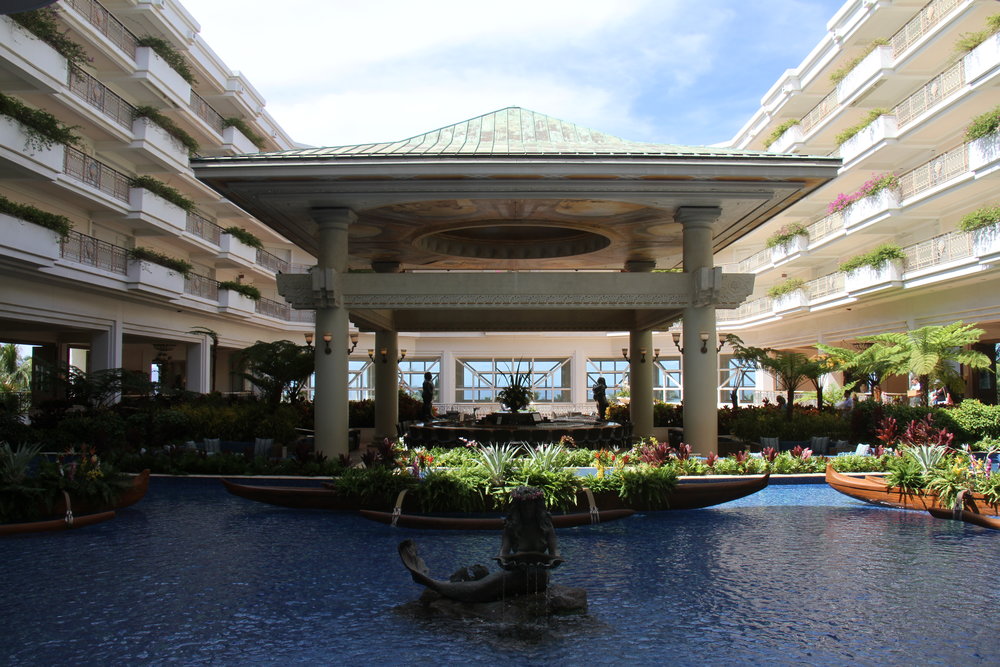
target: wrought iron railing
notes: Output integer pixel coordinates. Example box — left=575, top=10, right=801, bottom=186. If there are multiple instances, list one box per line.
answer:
left=67, top=67, right=134, bottom=129
left=737, top=249, right=771, bottom=273
left=186, top=211, right=223, bottom=245
left=62, top=0, right=137, bottom=58
left=806, top=273, right=844, bottom=299
left=799, top=89, right=838, bottom=135
left=63, top=146, right=130, bottom=202
left=903, top=230, right=974, bottom=270
left=60, top=230, right=128, bottom=274
left=190, top=90, right=225, bottom=134
left=805, top=212, right=843, bottom=245
left=898, top=143, right=968, bottom=199
left=894, top=60, right=964, bottom=127
left=256, top=296, right=291, bottom=320
left=255, top=248, right=289, bottom=273
left=184, top=273, right=219, bottom=300
left=890, top=0, right=962, bottom=57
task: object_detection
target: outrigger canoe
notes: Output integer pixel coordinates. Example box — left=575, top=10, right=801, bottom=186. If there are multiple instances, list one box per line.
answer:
left=358, top=508, right=635, bottom=530
left=222, top=473, right=770, bottom=513
left=928, top=507, right=1000, bottom=530
left=0, top=510, right=116, bottom=536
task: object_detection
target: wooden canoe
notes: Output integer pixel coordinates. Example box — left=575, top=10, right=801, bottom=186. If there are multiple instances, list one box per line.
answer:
left=928, top=507, right=1000, bottom=530
left=0, top=510, right=116, bottom=537
left=223, top=473, right=769, bottom=513
left=826, top=464, right=999, bottom=516
left=358, top=508, right=635, bottom=530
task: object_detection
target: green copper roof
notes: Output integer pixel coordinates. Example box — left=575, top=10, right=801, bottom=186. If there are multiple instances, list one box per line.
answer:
left=208, top=107, right=798, bottom=160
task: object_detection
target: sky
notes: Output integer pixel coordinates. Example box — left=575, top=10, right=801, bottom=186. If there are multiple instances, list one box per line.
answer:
left=181, top=0, right=846, bottom=149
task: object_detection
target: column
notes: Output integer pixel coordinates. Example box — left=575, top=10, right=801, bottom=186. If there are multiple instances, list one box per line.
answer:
left=625, top=260, right=655, bottom=439
left=185, top=334, right=211, bottom=393
left=312, top=208, right=354, bottom=459
left=89, top=321, right=122, bottom=372
left=677, top=207, right=722, bottom=453
left=373, top=329, right=399, bottom=441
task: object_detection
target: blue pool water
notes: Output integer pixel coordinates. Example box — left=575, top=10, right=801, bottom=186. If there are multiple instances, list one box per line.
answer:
left=2, top=477, right=998, bottom=666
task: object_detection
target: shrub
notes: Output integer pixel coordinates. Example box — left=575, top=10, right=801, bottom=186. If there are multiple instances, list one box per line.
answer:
left=128, top=247, right=193, bottom=277
left=222, top=226, right=263, bottom=249
left=0, top=194, right=71, bottom=237
left=958, top=204, right=1000, bottom=232
left=838, top=243, right=905, bottom=273
left=0, top=92, right=81, bottom=151
left=765, top=223, right=809, bottom=249
left=827, top=172, right=898, bottom=214
left=136, top=36, right=195, bottom=84
left=848, top=401, right=967, bottom=446
left=834, top=108, right=890, bottom=146
left=222, top=117, right=267, bottom=150
left=947, top=399, right=1000, bottom=441
left=10, top=8, right=89, bottom=68
left=829, top=38, right=889, bottom=85
left=217, top=280, right=261, bottom=300
left=965, top=106, right=1000, bottom=142
left=767, top=277, right=806, bottom=298
left=729, top=406, right=849, bottom=444
left=130, top=175, right=196, bottom=212
left=762, top=119, right=799, bottom=150
left=133, top=106, right=199, bottom=153
left=953, top=14, right=1000, bottom=54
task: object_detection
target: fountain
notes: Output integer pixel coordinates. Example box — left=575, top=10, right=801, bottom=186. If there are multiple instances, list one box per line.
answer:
left=397, top=486, right=587, bottom=621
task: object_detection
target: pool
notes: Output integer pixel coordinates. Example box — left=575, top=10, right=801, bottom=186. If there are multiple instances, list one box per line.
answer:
left=2, top=477, right=998, bottom=665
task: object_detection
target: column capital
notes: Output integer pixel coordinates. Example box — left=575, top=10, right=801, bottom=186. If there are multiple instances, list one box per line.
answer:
left=675, top=206, right=722, bottom=227
left=310, top=207, right=357, bottom=227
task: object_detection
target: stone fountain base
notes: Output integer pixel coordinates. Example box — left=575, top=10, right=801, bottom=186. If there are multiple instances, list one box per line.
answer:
left=398, top=584, right=587, bottom=623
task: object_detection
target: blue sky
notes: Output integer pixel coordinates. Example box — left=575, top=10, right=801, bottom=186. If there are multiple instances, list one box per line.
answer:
left=182, top=0, right=846, bottom=148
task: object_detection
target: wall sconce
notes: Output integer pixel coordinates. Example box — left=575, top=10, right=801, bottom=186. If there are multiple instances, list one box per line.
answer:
left=716, top=333, right=728, bottom=353
left=696, top=332, right=727, bottom=354
left=368, top=348, right=407, bottom=363
left=671, top=331, right=683, bottom=353
left=398, top=349, right=407, bottom=362
left=322, top=332, right=332, bottom=355
left=621, top=347, right=658, bottom=363
left=303, top=332, right=314, bottom=348
left=347, top=331, right=359, bottom=354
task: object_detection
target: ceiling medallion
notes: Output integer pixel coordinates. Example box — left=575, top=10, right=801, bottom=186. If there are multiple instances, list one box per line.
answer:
left=415, top=222, right=611, bottom=260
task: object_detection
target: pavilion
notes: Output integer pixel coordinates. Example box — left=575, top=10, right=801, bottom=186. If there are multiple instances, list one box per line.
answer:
left=192, top=107, right=840, bottom=457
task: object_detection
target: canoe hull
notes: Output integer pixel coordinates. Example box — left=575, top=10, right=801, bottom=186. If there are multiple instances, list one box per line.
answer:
left=0, top=510, right=116, bottom=537
left=358, top=508, right=635, bottom=530
left=825, top=464, right=999, bottom=516
left=928, top=507, right=1000, bottom=530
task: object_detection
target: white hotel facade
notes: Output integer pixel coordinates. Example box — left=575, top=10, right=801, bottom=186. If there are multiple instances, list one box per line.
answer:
left=1, top=0, right=998, bottom=417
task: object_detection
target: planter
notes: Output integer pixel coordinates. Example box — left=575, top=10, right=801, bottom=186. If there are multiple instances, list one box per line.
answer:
left=963, top=32, right=1000, bottom=83
left=844, top=258, right=904, bottom=295
left=843, top=188, right=899, bottom=230
left=0, top=114, right=64, bottom=179
left=127, top=187, right=186, bottom=233
left=768, top=124, right=803, bottom=154
left=772, top=288, right=809, bottom=313
left=972, top=223, right=1000, bottom=262
left=218, top=288, right=255, bottom=316
left=0, top=16, right=68, bottom=93
left=130, top=118, right=188, bottom=171
left=0, top=211, right=61, bottom=266
left=968, top=132, right=1000, bottom=173
left=836, top=45, right=893, bottom=104
left=132, top=46, right=190, bottom=108
left=218, top=232, right=258, bottom=265
left=840, top=115, right=898, bottom=165
left=126, top=258, right=184, bottom=297
left=222, top=125, right=259, bottom=154
left=769, top=234, right=808, bottom=264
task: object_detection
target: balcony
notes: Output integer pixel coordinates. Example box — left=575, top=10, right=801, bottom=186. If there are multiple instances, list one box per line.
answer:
left=804, top=212, right=844, bottom=247
left=898, top=143, right=969, bottom=201
left=60, top=230, right=128, bottom=275
left=0, top=15, right=67, bottom=92
left=0, top=115, right=64, bottom=180
left=126, top=258, right=184, bottom=298
left=127, top=187, right=187, bottom=234
left=62, top=146, right=130, bottom=205
left=964, top=32, right=1000, bottom=83
left=843, top=188, right=900, bottom=231
left=968, top=133, right=1000, bottom=173
left=217, top=232, right=257, bottom=266
left=0, top=212, right=61, bottom=267
left=894, top=61, right=964, bottom=129
left=132, top=46, right=190, bottom=108
left=767, top=124, right=803, bottom=154
left=186, top=211, right=222, bottom=245
left=218, top=288, right=255, bottom=317
left=836, top=45, right=894, bottom=105
left=221, top=125, right=258, bottom=154
left=769, top=235, right=808, bottom=265
left=839, top=115, right=899, bottom=166
left=67, top=67, right=134, bottom=130
left=772, top=288, right=809, bottom=314
left=61, top=0, right=138, bottom=59
left=130, top=118, right=188, bottom=172
left=971, top=223, right=1000, bottom=263
left=889, top=0, right=963, bottom=59
left=255, top=248, right=290, bottom=274
left=844, top=259, right=904, bottom=296
left=256, top=296, right=291, bottom=321
left=184, top=272, right=219, bottom=301
left=189, top=91, right=224, bottom=134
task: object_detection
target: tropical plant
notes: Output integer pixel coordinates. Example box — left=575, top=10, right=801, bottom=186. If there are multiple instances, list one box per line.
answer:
left=472, top=442, right=522, bottom=486
left=0, top=193, right=72, bottom=237
left=222, top=117, right=267, bottom=150
left=958, top=204, right=1000, bottom=232
left=965, top=106, right=1000, bottom=142
left=496, top=361, right=534, bottom=412
left=136, top=36, right=195, bottom=84
left=829, top=38, right=889, bottom=84
left=133, top=106, right=199, bottom=153
left=816, top=341, right=898, bottom=399
left=10, top=7, right=89, bottom=67
left=731, top=343, right=825, bottom=419
left=767, top=277, right=806, bottom=298
left=827, top=172, right=898, bottom=214
left=858, top=322, right=991, bottom=406
left=838, top=243, right=905, bottom=273
left=238, top=340, right=315, bottom=404
left=0, top=92, right=81, bottom=151
left=217, top=280, right=261, bottom=300
left=884, top=455, right=927, bottom=492
left=128, top=246, right=193, bottom=277
left=129, top=175, right=196, bottom=212
left=522, top=443, right=567, bottom=471
left=222, top=226, right=263, bottom=249
left=765, top=223, right=809, bottom=249
left=762, top=119, right=799, bottom=150
left=835, top=107, right=890, bottom=146
left=0, top=344, right=32, bottom=394
left=0, top=441, right=42, bottom=485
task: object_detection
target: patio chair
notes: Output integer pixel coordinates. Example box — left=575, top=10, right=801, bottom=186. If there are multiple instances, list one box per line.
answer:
left=760, top=436, right=779, bottom=450
left=809, top=436, right=830, bottom=455
left=254, top=437, right=274, bottom=458
left=854, top=443, right=871, bottom=456
left=203, top=438, right=220, bottom=456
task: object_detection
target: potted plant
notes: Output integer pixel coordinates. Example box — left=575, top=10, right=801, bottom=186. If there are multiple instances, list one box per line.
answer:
left=497, top=363, right=534, bottom=413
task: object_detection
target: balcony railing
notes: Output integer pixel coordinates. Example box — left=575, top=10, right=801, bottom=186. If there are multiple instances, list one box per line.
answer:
left=890, top=0, right=962, bottom=57
left=799, top=88, right=838, bottom=135
left=805, top=212, right=842, bottom=245
left=186, top=211, right=223, bottom=245
left=256, top=296, right=291, bottom=320
left=60, top=230, right=128, bottom=274
left=63, top=0, right=137, bottom=58
left=903, top=230, right=974, bottom=270
left=190, top=90, right=225, bottom=134
left=806, top=273, right=844, bottom=299
left=898, top=143, right=968, bottom=199
left=68, top=67, right=134, bottom=129
left=184, top=273, right=219, bottom=300
left=256, top=248, right=289, bottom=273
left=894, top=60, right=964, bottom=128
left=63, top=146, right=130, bottom=202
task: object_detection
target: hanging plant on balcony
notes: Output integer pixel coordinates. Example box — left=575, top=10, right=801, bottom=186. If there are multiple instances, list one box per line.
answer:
left=838, top=243, right=905, bottom=273
left=128, top=246, right=193, bottom=277
left=136, top=36, right=196, bottom=84
left=222, top=226, right=263, bottom=249
left=222, top=117, right=267, bottom=150
left=10, top=7, right=89, bottom=68
left=765, top=223, right=809, bottom=249
left=828, top=38, right=888, bottom=85
left=958, top=204, right=1000, bottom=232
left=133, top=106, right=199, bottom=154
left=0, top=194, right=71, bottom=238
left=953, top=14, right=1000, bottom=54
left=826, top=172, right=898, bottom=214
left=766, top=277, right=806, bottom=298
left=0, top=92, right=81, bottom=151
left=965, top=105, right=1000, bottom=142
left=129, top=175, right=196, bottom=212
left=217, top=280, right=261, bottom=300
left=834, top=108, right=890, bottom=146
left=762, top=119, right=799, bottom=150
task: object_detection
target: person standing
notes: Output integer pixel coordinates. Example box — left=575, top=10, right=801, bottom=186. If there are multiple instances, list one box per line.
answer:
left=593, top=376, right=608, bottom=422
left=421, top=372, right=435, bottom=422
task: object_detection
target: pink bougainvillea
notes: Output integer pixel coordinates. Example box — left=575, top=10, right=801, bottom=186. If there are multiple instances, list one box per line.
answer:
left=826, top=172, right=899, bottom=214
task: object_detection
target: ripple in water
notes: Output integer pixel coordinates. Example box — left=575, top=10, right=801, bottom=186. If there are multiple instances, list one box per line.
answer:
left=2, top=479, right=999, bottom=665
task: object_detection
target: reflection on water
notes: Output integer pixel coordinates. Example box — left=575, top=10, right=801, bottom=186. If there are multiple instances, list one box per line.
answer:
left=2, top=478, right=998, bottom=665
